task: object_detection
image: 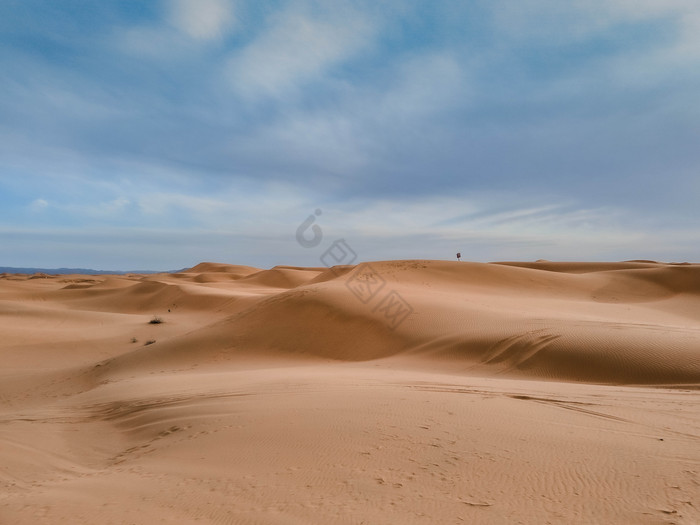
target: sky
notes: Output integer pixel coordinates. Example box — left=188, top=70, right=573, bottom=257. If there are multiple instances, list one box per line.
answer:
left=1, top=0, right=699, bottom=270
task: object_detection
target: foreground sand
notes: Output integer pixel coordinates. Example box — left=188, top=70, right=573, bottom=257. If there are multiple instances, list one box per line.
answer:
left=1, top=260, right=699, bottom=524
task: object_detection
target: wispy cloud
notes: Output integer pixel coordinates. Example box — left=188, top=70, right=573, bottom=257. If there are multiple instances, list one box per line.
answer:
left=169, top=0, right=236, bottom=40
left=225, top=3, right=374, bottom=99
left=137, top=193, right=230, bottom=218
left=29, top=198, right=49, bottom=212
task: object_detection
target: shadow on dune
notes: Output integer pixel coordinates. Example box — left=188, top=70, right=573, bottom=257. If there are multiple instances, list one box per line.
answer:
left=78, top=260, right=700, bottom=387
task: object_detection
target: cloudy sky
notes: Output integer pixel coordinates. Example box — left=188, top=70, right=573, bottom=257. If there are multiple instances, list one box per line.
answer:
left=1, top=0, right=699, bottom=270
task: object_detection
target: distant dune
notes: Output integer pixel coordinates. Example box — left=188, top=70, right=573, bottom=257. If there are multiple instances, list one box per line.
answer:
left=0, top=266, right=171, bottom=275
left=1, top=260, right=699, bottom=524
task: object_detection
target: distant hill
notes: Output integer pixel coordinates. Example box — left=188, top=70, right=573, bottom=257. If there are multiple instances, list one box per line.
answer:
left=0, top=267, right=166, bottom=275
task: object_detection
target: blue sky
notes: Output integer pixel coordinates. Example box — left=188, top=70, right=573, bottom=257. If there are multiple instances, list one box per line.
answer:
left=1, top=0, right=699, bottom=270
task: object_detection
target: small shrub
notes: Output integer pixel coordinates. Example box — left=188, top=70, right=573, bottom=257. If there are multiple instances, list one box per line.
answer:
left=144, top=340, right=156, bottom=346
left=130, top=337, right=138, bottom=344
left=149, top=315, right=163, bottom=325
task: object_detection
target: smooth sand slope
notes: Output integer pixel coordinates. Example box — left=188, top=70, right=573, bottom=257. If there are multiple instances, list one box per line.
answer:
left=1, top=260, right=699, bottom=524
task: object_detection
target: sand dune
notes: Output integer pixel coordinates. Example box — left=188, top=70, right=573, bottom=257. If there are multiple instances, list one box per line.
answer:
left=1, top=260, right=699, bottom=524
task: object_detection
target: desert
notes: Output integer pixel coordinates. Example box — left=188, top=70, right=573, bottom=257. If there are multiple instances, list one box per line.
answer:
left=1, top=259, right=699, bottom=524
left=5, top=1, right=700, bottom=523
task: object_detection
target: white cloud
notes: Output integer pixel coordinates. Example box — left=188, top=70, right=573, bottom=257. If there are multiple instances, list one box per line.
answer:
left=225, top=51, right=470, bottom=179
left=492, top=0, right=700, bottom=78
left=169, top=0, right=235, bottom=40
left=29, top=198, right=49, bottom=212
left=491, top=0, right=700, bottom=42
left=226, top=5, right=374, bottom=99
left=116, top=0, right=236, bottom=59
left=119, top=25, right=193, bottom=59
left=137, top=193, right=229, bottom=216
left=376, top=53, right=469, bottom=120
left=567, top=1, right=700, bottom=93
left=101, top=197, right=131, bottom=214
left=132, top=182, right=325, bottom=232
left=45, top=197, right=133, bottom=220
left=327, top=197, right=618, bottom=242
left=229, top=109, right=370, bottom=181
left=283, top=195, right=676, bottom=264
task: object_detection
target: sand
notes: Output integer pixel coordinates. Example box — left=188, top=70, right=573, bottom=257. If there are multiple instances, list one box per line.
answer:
left=0, top=259, right=698, bottom=524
